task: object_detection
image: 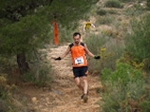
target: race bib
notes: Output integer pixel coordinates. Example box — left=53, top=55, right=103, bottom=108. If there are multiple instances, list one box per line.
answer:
left=75, top=57, right=84, bottom=64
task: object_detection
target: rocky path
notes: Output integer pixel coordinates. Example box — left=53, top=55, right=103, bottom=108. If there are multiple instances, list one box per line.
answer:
left=22, top=44, right=102, bottom=112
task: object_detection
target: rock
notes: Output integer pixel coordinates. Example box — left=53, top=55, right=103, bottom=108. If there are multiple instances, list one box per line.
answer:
left=32, top=97, right=38, bottom=104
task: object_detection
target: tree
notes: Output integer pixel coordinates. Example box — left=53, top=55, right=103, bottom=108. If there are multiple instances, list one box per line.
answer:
left=0, top=0, right=52, bottom=73
left=0, top=0, right=98, bottom=74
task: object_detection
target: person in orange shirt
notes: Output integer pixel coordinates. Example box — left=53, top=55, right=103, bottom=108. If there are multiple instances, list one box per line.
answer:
left=53, top=20, right=59, bottom=45
left=54, top=32, right=100, bottom=103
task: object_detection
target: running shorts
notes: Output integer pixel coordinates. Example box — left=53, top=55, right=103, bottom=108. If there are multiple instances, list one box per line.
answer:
left=73, top=66, right=88, bottom=78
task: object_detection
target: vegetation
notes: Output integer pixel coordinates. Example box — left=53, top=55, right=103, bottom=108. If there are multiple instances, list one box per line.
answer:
left=0, top=0, right=98, bottom=111
left=147, top=0, right=150, bottom=9
left=0, top=0, right=98, bottom=74
left=0, top=74, right=29, bottom=112
left=0, top=0, right=98, bottom=81
left=126, top=14, right=150, bottom=72
left=1, top=0, right=150, bottom=111
left=83, top=0, right=150, bottom=111
left=105, top=0, right=123, bottom=8
left=100, top=62, right=150, bottom=112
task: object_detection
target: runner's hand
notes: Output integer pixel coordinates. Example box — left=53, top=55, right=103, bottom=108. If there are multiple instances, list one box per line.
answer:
left=94, top=56, right=100, bottom=59
left=55, top=57, right=61, bottom=60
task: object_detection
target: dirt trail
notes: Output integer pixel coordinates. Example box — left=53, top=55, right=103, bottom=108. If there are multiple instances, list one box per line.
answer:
left=22, top=44, right=102, bottom=112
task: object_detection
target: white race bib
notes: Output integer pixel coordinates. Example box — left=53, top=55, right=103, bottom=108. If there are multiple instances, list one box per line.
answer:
left=75, top=57, right=84, bottom=64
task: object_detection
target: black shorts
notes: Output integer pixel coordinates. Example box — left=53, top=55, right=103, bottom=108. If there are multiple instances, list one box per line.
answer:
left=73, top=66, right=88, bottom=78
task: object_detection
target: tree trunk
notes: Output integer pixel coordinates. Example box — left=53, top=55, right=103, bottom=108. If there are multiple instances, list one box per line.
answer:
left=17, top=53, right=29, bottom=74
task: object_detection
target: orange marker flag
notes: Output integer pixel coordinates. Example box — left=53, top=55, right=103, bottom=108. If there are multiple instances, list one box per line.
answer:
left=53, top=20, right=59, bottom=45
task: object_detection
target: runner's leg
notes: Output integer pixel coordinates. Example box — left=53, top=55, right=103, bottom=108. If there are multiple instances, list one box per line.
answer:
left=74, top=77, right=84, bottom=91
left=80, top=76, right=88, bottom=102
left=81, top=76, right=88, bottom=94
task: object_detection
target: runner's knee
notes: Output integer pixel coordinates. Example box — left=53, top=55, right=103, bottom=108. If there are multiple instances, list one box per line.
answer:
left=83, top=78, right=88, bottom=84
left=76, top=81, right=81, bottom=86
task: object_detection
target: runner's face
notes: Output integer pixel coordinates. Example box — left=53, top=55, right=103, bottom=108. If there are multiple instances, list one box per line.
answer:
left=74, top=35, right=81, bottom=44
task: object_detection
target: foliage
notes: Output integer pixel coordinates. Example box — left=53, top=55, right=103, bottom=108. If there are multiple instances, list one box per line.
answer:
left=96, top=9, right=118, bottom=16
left=125, top=13, right=150, bottom=72
left=117, top=52, right=149, bottom=72
left=119, top=0, right=137, bottom=2
left=100, top=62, right=150, bottom=112
left=47, top=0, right=98, bottom=28
left=140, top=97, right=150, bottom=112
left=23, top=61, right=53, bottom=86
left=0, top=75, right=9, bottom=99
left=0, top=0, right=98, bottom=83
left=85, top=33, right=124, bottom=73
left=105, top=0, right=123, bottom=8
left=0, top=1, right=99, bottom=110
left=0, top=15, right=49, bottom=55
left=85, top=34, right=108, bottom=73
left=100, top=40, right=124, bottom=70
left=96, top=15, right=115, bottom=25
left=147, top=0, right=150, bottom=9
left=96, top=9, right=108, bottom=16
left=85, top=35, right=119, bottom=73
left=0, top=0, right=98, bottom=64
left=0, top=74, right=21, bottom=112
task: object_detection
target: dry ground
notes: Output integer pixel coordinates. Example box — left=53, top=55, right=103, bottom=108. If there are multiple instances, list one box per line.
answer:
left=21, top=44, right=102, bottom=112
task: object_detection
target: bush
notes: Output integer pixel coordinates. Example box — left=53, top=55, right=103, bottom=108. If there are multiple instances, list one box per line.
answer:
left=0, top=74, right=22, bottom=112
left=0, top=75, right=9, bottom=99
left=119, top=0, right=136, bottom=2
left=140, top=97, right=150, bottom=112
left=126, top=13, right=150, bottom=72
left=23, top=61, right=53, bottom=86
left=105, top=0, right=123, bottom=8
left=96, top=15, right=114, bottom=25
left=85, top=34, right=109, bottom=73
left=96, top=9, right=108, bottom=16
left=85, top=34, right=124, bottom=73
left=147, top=0, right=150, bottom=9
left=100, top=62, right=149, bottom=112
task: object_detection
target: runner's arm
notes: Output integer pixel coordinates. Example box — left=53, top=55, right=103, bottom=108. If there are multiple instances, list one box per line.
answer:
left=91, top=23, right=95, bottom=28
left=84, top=44, right=95, bottom=58
left=60, top=46, right=70, bottom=59
left=83, top=24, right=86, bottom=32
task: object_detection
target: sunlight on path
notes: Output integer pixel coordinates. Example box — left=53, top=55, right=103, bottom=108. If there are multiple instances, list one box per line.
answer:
left=27, top=44, right=102, bottom=112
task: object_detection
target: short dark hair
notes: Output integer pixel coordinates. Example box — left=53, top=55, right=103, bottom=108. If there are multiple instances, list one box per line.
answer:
left=73, top=32, right=81, bottom=38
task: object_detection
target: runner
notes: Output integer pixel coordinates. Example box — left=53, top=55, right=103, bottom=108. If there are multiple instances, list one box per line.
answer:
left=83, top=19, right=96, bottom=32
left=54, top=32, right=100, bottom=103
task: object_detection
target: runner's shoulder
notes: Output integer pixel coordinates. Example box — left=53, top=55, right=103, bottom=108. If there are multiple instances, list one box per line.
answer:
left=69, top=42, right=85, bottom=48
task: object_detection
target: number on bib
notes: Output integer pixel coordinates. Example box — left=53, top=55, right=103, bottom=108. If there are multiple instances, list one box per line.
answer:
left=75, top=57, right=84, bottom=64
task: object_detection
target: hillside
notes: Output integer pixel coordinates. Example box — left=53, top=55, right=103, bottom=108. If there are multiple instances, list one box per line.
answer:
left=20, top=45, right=102, bottom=112
left=1, top=0, right=149, bottom=112
left=21, top=0, right=149, bottom=112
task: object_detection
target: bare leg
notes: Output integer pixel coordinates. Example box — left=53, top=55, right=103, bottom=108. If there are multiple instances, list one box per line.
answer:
left=80, top=76, right=88, bottom=103
left=74, top=77, right=84, bottom=91
left=81, top=76, right=88, bottom=94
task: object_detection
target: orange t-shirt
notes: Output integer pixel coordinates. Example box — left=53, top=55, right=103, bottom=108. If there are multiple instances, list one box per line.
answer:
left=69, top=43, right=88, bottom=67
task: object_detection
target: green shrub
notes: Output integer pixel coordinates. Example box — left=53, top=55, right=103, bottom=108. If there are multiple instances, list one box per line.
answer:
left=126, top=13, right=150, bottom=72
left=140, top=97, right=150, bottom=112
left=105, top=0, right=123, bottom=8
left=147, top=0, right=150, bottom=9
left=85, top=33, right=124, bottom=73
left=0, top=75, right=22, bottom=112
left=0, top=75, right=9, bottom=99
left=23, top=62, right=53, bottom=86
left=100, top=62, right=148, bottom=112
left=85, top=34, right=110, bottom=73
left=96, top=9, right=108, bottom=16
left=96, top=15, right=114, bottom=25
left=119, top=0, right=136, bottom=2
